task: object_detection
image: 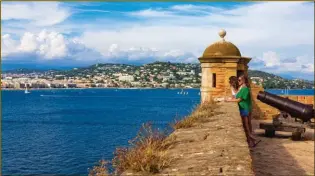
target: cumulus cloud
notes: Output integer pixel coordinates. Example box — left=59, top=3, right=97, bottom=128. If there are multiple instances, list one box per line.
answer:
left=80, top=2, right=313, bottom=56
left=1, top=30, right=99, bottom=61
left=2, top=30, right=197, bottom=64
left=98, top=44, right=196, bottom=63
left=2, top=30, right=68, bottom=59
left=1, top=2, right=314, bottom=80
left=18, top=32, right=39, bottom=53
left=261, top=51, right=281, bottom=67
left=250, top=52, right=314, bottom=75
left=1, top=34, right=18, bottom=58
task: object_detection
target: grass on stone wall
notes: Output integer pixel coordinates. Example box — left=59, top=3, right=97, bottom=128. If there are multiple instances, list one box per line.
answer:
left=89, top=160, right=110, bottom=176
left=112, top=123, right=175, bottom=175
left=89, top=101, right=221, bottom=175
left=173, top=101, right=220, bottom=129
left=89, top=123, right=175, bottom=176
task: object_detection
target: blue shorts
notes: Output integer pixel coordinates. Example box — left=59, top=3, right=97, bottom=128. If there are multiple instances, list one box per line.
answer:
left=239, top=109, right=249, bottom=117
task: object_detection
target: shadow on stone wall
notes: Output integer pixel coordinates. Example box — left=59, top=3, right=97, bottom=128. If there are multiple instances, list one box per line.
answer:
left=250, top=83, right=265, bottom=119
left=251, top=96, right=264, bottom=119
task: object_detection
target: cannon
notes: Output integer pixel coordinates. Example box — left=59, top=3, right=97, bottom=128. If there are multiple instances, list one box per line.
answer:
left=257, top=91, right=315, bottom=140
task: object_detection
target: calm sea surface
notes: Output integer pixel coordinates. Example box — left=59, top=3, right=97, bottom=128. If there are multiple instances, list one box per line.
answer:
left=2, top=88, right=314, bottom=175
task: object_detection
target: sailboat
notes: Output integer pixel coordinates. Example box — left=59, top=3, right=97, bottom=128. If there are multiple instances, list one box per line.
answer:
left=25, top=85, right=30, bottom=94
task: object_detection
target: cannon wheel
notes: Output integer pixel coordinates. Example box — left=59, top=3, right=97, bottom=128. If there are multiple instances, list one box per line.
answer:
left=292, top=131, right=302, bottom=141
left=265, top=129, right=275, bottom=137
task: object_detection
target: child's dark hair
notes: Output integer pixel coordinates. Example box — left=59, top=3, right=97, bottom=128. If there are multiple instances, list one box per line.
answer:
left=229, top=76, right=239, bottom=90
left=239, top=74, right=251, bottom=88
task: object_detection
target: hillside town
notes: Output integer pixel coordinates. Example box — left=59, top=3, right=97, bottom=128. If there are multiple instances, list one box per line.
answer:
left=1, top=62, right=314, bottom=90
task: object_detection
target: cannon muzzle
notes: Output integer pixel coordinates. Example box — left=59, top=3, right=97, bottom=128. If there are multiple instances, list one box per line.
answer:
left=257, top=91, right=314, bottom=122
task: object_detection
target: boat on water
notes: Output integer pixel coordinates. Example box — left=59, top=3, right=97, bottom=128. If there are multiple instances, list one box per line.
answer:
left=178, top=89, right=184, bottom=94
left=25, top=86, right=31, bottom=94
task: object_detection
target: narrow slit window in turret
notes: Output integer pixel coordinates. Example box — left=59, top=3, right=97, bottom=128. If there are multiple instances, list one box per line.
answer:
left=213, top=73, right=216, bottom=88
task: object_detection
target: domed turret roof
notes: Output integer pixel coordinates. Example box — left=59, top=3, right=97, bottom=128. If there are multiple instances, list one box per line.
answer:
left=202, top=29, right=241, bottom=58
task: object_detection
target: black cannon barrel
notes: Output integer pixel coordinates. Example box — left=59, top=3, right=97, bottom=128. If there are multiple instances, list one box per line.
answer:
left=257, top=91, right=314, bottom=122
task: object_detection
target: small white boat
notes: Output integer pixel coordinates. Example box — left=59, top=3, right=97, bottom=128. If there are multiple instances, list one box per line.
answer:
left=25, top=86, right=30, bottom=94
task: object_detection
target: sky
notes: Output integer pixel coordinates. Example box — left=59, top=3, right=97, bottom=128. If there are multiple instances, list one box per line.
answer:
left=1, top=1, right=314, bottom=80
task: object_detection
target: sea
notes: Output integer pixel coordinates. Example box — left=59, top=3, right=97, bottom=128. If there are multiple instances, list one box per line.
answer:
left=1, top=88, right=314, bottom=175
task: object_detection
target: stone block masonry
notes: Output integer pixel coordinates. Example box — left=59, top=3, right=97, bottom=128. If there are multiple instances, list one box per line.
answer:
left=122, top=102, right=254, bottom=175
left=158, top=102, right=254, bottom=175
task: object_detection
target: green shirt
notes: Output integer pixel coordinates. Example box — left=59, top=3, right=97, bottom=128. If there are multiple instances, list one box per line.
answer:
left=236, top=86, right=252, bottom=111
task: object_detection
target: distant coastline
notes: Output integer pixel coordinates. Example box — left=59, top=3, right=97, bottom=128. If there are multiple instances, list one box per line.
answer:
left=2, top=87, right=314, bottom=96
left=1, top=87, right=198, bottom=91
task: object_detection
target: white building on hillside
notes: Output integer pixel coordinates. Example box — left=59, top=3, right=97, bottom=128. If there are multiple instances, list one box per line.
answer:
left=119, top=75, right=134, bottom=82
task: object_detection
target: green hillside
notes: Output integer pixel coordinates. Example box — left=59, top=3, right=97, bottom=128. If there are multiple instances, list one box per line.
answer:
left=2, top=62, right=314, bottom=89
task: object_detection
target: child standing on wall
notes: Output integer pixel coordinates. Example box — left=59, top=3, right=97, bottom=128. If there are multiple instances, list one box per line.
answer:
left=226, top=75, right=261, bottom=147
left=214, top=76, right=239, bottom=102
left=229, top=76, right=239, bottom=98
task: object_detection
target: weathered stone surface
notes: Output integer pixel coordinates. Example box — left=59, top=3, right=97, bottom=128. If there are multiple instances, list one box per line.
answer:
left=158, top=102, right=254, bottom=176
left=121, top=103, right=254, bottom=176
left=250, top=120, right=314, bottom=176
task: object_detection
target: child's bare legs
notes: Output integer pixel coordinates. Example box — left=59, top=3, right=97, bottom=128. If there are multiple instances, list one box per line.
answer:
left=248, top=112, right=253, bottom=134
left=241, top=116, right=256, bottom=147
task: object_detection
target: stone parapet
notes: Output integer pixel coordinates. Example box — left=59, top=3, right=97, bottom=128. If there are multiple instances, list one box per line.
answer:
left=159, top=102, right=254, bottom=175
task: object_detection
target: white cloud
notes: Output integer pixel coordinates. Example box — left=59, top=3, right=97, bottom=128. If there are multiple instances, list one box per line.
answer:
left=80, top=2, right=313, bottom=55
left=2, top=30, right=72, bottom=60
left=129, top=9, right=174, bottom=18
left=251, top=52, right=314, bottom=74
left=1, top=2, right=71, bottom=26
left=261, top=51, right=281, bottom=67
left=99, top=44, right=196, bottom=63
left=302, top=64, right=314, bottom=73
left=1, top=2, right=314, bottom=79
left=38, top=31, right=68, bottom=59
left=2, top=30, right=196, bottom=64
left=1, top=34, right=18, bottom=58
left=170, top=4, right=222, bottom=13
left=18, top=32, right=38, bottom=52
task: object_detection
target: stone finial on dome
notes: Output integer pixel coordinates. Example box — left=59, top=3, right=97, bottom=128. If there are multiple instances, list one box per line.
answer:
left=218, top=29, right=226, bottom=41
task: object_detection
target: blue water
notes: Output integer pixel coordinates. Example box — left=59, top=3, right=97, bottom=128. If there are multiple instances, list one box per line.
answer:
left=2, top=88, right=313, bottom=175
left=266, top=89, right=314, bottom=96
left=2, top=88, right=200, bottom=175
